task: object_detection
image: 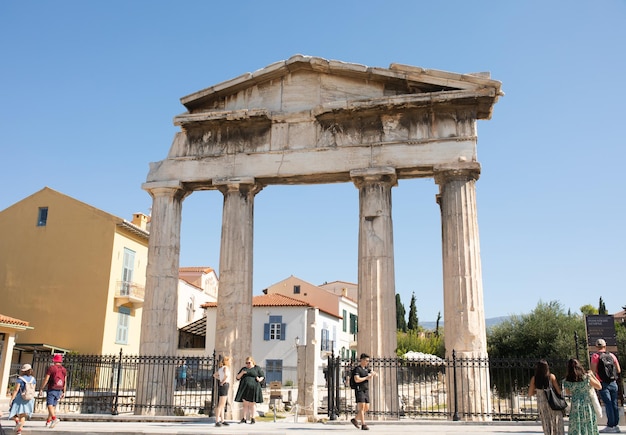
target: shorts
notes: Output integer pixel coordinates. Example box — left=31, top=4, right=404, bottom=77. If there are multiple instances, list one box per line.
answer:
left=218, top=382, right=230, bottom=397
left=355, top=389, right=369, bottom=403
left=46, top=389, right=63, bottom=406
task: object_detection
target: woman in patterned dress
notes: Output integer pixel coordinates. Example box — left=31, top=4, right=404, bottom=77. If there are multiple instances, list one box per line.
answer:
left=564, top=358, right=602, bottom=435
left=529, top=359, right=565, bottom=435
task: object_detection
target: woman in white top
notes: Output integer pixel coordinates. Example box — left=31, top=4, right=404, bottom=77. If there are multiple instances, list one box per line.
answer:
left=213, top=356, right=232, bottom=427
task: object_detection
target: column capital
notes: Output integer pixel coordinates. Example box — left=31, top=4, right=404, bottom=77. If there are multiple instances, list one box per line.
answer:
left=142, top=181, right=189, bottom=200
left=213, top=176, right=264, bottom=196
left=350, top=167, right=397, bottom=188
left=433, top=162, right=481, bottom=185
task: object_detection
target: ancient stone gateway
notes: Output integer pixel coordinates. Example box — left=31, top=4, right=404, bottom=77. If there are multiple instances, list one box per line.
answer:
left=140, top=55, right=502, bottom=418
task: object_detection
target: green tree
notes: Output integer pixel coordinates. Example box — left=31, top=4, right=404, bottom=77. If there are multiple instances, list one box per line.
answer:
left=396, top=293, right=407, bottom=332
left=487, top=300, right=585, bottom=359
left=599, top=297, right=608, bottom=315
left=396, top=330, right=444, bottom=358
left=407, top=292, right=418, bottom=331
left=580, top=304, right=599, bottom=316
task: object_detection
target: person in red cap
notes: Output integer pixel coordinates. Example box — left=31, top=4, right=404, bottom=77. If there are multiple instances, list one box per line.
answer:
left=39, top=353, right=67, bottom=428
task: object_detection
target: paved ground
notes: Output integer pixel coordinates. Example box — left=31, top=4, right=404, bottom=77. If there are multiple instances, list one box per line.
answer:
left=0, top=413, right=602, bottom=435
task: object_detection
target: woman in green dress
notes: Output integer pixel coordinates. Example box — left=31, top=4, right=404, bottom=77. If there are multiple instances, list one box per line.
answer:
left=563, top=358, right=602, bottom=435
left=234, top=356, right=264, bottom=424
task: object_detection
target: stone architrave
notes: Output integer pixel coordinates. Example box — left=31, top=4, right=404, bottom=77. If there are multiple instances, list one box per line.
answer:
left=434, top=163, right=491, bottom=420
left=137, top=181, right=188, bottom=415
left=142, top=55, right=502, bottom=418
left=213, top=177, right=262, bottom=420
left=351, top=167, right=399, bottom=416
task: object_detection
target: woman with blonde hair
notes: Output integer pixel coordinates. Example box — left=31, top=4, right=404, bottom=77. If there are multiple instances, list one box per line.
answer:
left=528, top=359, right=565, bottom=435
left=234, top=356, right=264, bottom=424
left=213, top=356, right=232, bottom=427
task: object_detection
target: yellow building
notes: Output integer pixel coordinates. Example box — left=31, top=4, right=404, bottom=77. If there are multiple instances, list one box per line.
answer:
left=0, top=187, right=149, bottom=356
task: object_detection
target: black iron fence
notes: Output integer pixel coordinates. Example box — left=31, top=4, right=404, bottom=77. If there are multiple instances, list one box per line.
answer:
left=326, top=354, right=578, bottom=421
left=21, top=351, right=623, bottom=419
left=30, top=351, right=218, bottom=416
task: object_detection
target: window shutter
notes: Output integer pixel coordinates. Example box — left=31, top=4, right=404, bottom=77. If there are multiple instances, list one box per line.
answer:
left=264, top=323, right=270, bottom=340
left=280, top=323, right=286, bottom=340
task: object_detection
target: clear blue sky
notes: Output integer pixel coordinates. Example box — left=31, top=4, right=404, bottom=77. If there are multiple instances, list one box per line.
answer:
left=2, top=1, right=625, bottom=323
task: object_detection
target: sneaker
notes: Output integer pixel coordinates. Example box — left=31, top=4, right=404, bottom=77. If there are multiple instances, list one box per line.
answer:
left=600, top=428, right=613, bottom=433
left=351, top=418, right=360, bottom=429
left=45, top=419, right=51, bottom=427
left=240, top=418, right=246, bottom=424
left=215, top=421, right=222, bottom=427
left=222, top=421, right=229, bottom=426
left=612, top=428, right=621, bottom=433
left=362, top=424, right=370, bottom=430
left=14, top=420, right=24, bottom=432
left=250, top=418, right=256, bottom=424
left=49, top=418, right=60, bottom=428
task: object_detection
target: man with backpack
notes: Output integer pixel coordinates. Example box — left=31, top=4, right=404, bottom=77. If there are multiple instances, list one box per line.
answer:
left=591, top=338, right=622, bottom=433
left=39, top=353, right=67, bottom=429
left=350, top=353, right=377, bottom=431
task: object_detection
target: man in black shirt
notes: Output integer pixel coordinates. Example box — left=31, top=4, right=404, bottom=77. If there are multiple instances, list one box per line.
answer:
left=350, top=353, right=377, bottom=430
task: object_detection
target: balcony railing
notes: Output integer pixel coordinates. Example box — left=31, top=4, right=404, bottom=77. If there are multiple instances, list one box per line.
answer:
left=114, top=281, right=145, bottom=308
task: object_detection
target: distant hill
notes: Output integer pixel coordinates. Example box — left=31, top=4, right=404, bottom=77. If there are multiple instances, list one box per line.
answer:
left=420, top=316, right=509, bottom=331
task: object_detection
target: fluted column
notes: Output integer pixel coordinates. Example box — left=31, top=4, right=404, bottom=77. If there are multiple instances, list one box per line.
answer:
left=434, top=163, right=490, bottom=420
left=214, top=177, right=262, bottom=420
left=137, top=181, right=188, bottom=415
left=351, top=167, right=398, bottom=417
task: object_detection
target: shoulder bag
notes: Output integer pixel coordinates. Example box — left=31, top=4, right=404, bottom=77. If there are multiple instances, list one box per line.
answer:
left=545, top=382, right=567, bottom=411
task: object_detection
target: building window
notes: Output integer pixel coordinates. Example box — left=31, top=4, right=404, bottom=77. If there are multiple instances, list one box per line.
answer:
left=186, top=296, right=195, bottom=323
left=264, top=315, right=286, bottom=341
left=349, top=313, right=358, bottom=334
left=116, top=307, right=130, bottom=344
left=293, top=285, right=300, bottom=294
left=265, top=359, right=283, bottom=383
left=342, top=310, right=347, bottom=332
left=121, top=248, right=135, bottom=295
left=321, top=328, right=331, bottom=351
left=37, top=207, right=48, bottom=226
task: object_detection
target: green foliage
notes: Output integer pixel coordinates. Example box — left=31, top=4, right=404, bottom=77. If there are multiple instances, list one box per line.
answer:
left=396, top=330, right=444, bottom=358
left=396, top=293, right=407, bottom=332
left=487, top=300, right=585, bottom=359
left=407, top=292, right=418, bottom=331
left=598, top=297, right=608, bottom=315
left=580, top=304, right=598, bottom=315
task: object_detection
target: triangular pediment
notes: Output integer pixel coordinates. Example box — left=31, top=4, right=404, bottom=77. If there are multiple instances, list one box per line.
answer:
left=177, top=55, right=502, bottom=121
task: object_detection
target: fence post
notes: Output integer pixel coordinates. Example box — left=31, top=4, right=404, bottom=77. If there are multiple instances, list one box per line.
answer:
left=327, top=353, right=336, bottom=420
left=452, top=349, right=459, bottom=421
left=210, top=350, right=217, bottom=417
left=111, top=348, right=123, bottom=415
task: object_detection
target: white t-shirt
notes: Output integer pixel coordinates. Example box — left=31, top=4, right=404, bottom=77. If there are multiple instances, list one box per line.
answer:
left=218, top=366, right=230, bottom=384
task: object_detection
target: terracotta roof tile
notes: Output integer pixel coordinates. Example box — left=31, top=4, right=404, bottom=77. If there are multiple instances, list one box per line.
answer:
left=180, top=266, right=214, bottom=273
left=201, top=293, right=310, bottom=309
left=0, top=314, right=29, bottom=327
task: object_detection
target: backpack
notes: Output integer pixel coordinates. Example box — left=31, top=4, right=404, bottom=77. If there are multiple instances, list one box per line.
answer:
left=18, top=376, right=36, bottom=401
left=50, top=366, right=66, bottom=390
left=597, top=352, right=618, bottom=382
left=349, top=367, right=358, bottom=390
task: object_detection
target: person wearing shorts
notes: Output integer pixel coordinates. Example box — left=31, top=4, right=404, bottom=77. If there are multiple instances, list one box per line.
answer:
left=350, top=353, right=377, bottom=431
left=39, top=353, right=67, bottom=428
left=213, top=356, right=232, bottom=427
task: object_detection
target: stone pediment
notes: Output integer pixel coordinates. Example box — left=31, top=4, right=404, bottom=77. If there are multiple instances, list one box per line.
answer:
left=146, top=55, right=503, bottom=188
left=176, top=54, right=502, bottom=124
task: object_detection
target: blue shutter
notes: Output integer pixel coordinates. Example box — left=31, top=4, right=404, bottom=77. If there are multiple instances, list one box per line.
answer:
left=264, top=323, right=270, bottom=340
left=280, top=323, right=286, bottom=340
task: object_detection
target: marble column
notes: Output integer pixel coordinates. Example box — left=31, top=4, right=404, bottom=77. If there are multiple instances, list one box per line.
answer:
left=351, top=167, right=399, bottom=417
left=137, top=181, right=188, bottom=415
left=434, top=163, right=490, bottom=420
left=214, top=177, right=262, bottom=420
